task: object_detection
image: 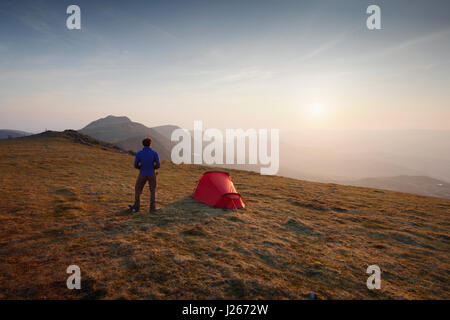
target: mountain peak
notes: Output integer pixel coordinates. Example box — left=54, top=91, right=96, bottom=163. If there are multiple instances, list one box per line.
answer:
left=104, top=115, right=131, bottom=121
left=81, top=115, right=131, bottom=130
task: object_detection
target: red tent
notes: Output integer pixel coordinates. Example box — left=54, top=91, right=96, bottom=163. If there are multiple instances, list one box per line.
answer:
left=193, top=171, right=245, bottom=209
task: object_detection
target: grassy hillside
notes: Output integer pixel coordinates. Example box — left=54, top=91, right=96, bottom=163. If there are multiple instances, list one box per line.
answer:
left=0, top=133, right=449, bottom=299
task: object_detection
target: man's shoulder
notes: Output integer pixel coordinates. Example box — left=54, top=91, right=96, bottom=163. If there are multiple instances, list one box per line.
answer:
left=140, top=148, right=158, bottom=155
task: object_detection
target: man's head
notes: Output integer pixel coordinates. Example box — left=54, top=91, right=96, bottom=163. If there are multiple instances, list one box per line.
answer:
left=142, top=137, right=152, bottom=147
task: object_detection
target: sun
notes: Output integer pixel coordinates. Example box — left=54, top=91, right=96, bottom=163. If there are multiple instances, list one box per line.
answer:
left=312, top=104, right=322, bottom=115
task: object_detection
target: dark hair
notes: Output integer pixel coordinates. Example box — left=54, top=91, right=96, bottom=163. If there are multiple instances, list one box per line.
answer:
left=142, top=137, right=152, bottom=147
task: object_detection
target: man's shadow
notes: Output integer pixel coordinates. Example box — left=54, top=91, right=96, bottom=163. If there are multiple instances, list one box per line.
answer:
left=119, top=195, right=233, bottom=228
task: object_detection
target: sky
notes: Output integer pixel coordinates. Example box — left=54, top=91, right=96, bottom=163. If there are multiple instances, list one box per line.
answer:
left=0, top=0, right=450, bottom=133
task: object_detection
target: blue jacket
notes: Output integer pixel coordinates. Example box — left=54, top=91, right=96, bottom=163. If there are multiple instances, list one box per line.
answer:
left=134, top=147, right=160, bottom=176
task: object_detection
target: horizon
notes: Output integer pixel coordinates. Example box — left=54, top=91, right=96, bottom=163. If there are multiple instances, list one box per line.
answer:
left=1, top=0, right=450, bottom=132
left=5, top=113, right=450, bottom=134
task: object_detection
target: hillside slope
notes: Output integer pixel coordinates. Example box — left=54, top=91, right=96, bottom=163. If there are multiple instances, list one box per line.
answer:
left=78, top=115, right=178, bottom=160
left=0, top=134, right=449, bottom=299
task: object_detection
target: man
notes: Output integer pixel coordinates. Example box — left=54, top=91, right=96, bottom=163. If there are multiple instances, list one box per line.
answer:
left=130, top=137, right=160, bottom=213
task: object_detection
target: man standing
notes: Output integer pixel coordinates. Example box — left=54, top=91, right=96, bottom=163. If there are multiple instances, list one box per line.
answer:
left=130, top=137, right=160, bottom=213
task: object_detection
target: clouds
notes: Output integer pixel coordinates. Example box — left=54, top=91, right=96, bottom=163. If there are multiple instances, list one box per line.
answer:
left=296, top=32, right=349, bottom=62
left=3, top=0, right=59, bottom=35
left=377, top=27, right=450, bottom=57
left=214, top=67, right=272, bottom=84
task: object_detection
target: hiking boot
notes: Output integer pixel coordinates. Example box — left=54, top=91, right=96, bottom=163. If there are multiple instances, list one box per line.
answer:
left=128, top=204, right=140, bottom=213
left=149, top=207, right=160, bottom=213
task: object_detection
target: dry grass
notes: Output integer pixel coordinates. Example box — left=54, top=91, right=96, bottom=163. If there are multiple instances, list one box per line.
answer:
left=0, top=134, right=449, bottom=299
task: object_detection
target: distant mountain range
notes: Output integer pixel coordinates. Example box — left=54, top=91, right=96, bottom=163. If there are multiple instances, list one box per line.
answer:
left=76, top=116, right=450, bottom=199
left=279, top=130, right=450, bottom=183
left=344, top=175, right=450, bottom=199
left=2, top=116, right=449, bottom=199
left=78, top=115, right=180, bottom=160
left=0, top=129, right=32, bottom=139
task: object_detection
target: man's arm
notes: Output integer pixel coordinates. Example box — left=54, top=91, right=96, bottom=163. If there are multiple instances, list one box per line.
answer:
left=153, top=152, right=160, bottom=170
left=134, top=153, right=141, bottom=169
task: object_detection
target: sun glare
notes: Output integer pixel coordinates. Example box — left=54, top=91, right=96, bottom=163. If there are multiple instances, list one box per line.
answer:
left=313, top=104, right=322, bottom=114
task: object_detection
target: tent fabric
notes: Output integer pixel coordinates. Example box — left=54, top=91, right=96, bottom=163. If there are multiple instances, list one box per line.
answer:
left=193, top=171, right=245, bottom=209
